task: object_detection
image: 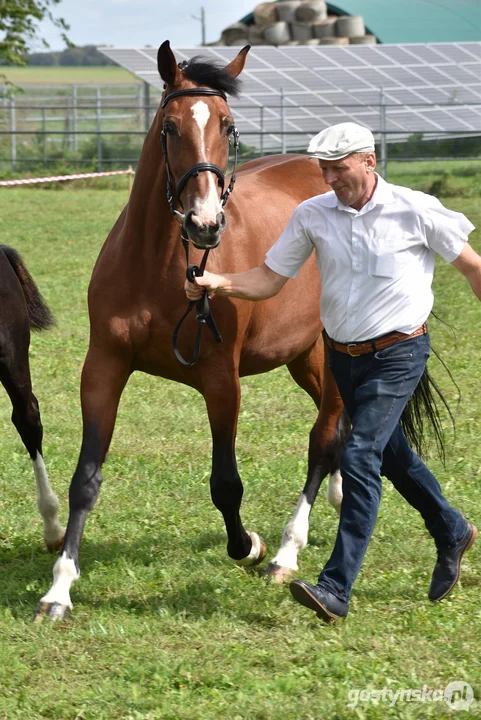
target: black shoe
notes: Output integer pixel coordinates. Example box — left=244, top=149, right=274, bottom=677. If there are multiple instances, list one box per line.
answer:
left=289, top=580, right=349, bottom=624
left=429, top=523, right=477, bottom=602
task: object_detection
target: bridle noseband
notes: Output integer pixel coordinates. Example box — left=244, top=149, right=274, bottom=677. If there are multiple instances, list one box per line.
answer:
left=161, top=84, right=241, bottom=367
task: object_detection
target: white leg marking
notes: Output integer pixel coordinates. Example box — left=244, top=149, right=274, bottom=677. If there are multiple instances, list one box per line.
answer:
left=40, top=552, right=79, bottom=609
left=191, top=100, right=222, bottom=224
left=327, top=470, right=343, bottom=517
left=32, top=453, right=64, bottom=546
left=270, top=494, right=312, bottom=571
left=236, top=531, right=263, bottom=566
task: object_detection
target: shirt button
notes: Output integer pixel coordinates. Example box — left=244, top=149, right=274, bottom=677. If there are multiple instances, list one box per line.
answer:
left=355, top=263, right=360, bottom=268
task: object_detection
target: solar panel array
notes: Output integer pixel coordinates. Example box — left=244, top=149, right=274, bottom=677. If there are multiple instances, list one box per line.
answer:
left=100, top=43, right=481, bottom=151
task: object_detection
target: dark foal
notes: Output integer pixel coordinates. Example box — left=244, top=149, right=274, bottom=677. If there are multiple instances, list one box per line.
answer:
left=36, top=42, right=348, bottom=621
left=0, top=245, right=64, bottom=550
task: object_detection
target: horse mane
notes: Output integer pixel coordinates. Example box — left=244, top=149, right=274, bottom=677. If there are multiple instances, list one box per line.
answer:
left=180, top=56, right=242, bottom=97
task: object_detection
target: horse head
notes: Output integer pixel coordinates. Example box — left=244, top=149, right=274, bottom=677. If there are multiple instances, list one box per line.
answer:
left=157, top=40, right=250, bottom=249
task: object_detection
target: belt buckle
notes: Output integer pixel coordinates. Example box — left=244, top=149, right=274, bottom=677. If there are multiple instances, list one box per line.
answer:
left=347, top=343, right=360, bottom=357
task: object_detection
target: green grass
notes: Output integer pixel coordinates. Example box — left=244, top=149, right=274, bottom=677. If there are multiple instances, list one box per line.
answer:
left=1, top=66, right=141, bottom=85
left=0, top=188, right=480, bottom=719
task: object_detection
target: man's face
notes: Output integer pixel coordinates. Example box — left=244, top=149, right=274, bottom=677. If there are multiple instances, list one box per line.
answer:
left=318, top=152, right=376, bottom=209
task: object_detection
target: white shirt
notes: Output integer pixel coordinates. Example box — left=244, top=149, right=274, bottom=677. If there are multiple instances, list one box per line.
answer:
left=265, top=174, right=475, bottom=342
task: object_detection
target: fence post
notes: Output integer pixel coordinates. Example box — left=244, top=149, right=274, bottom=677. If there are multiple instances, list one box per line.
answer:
left=10, top=96, right=16, bottom=172
left=72, top=85, right=78, bottom=151
left=379, top=87, right=387, bottom=180
left=280, top=88, right=286, bottom=154
left=260, top=105, right=264, bottom=157
left=143, top=81, right=150, bottom=134
left=96, top=87, right=102, bottom=172
left=42, top=107, right=47, bottom=167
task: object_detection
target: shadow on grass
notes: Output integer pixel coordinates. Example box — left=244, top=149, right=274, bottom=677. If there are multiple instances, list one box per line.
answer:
left=0, top=526, right=295, bottom=624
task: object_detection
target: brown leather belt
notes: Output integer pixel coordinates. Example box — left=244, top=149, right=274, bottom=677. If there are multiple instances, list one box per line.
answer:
left=324, top=323, right=428, bottom=357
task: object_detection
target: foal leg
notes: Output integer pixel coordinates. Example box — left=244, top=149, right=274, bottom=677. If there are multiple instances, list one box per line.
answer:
left=35, top=349, right=130, bottom=621
left=265, top=341, right=348, bottom=583
left=0, top=355, right=64, bottom=551
left=204, top=372, right=266, bottom=566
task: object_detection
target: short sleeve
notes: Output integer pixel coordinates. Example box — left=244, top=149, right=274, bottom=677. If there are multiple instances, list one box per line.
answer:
left=422, top=195, right=475, bottom=262
left=265, top=203, right=314, bottom=278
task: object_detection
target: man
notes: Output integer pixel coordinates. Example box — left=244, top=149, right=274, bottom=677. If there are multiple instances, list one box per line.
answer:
left=185, top=122, right=480, bottom=623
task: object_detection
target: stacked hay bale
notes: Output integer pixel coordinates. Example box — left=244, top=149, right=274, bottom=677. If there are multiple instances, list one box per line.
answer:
left=217, top=1, right=377, bottom=47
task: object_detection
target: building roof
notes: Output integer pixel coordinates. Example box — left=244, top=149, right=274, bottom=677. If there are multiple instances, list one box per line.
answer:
left=241, top=1, right=481, bottom=43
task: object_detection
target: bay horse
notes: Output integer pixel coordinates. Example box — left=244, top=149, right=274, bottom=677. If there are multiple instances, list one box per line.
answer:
left=36, top=41, right=348, bottom=620
left=0, top=245, right=64, bottom=551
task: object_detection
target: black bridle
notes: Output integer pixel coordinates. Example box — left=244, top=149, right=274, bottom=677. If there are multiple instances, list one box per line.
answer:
left=161, top=87, right=240, bottom=218
left=161, top=85, right=240, bottom=367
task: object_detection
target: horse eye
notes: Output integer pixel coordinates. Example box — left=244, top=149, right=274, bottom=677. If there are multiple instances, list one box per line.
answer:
left=226, top=125, right=235, bottom=136
left=164, top=125, right=174, bottom=135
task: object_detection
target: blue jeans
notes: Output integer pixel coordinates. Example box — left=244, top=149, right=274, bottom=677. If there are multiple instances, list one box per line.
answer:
left=318, top=331, right=467, bottom=603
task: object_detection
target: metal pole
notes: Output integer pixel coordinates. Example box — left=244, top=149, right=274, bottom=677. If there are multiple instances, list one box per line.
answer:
left=10, top=96, right=16, bottom=172
left=143, top=81, right=150, bottom=133
left=96, top=87, right=102, bottom=172
left=260, top=105, right=264, bottom=157
left=379, top=87, right=387, bottom=180
left=72, top=85, right=78, bottom=151
left=192, top=7, right=206, bottom=45
left=280, top=88, right=286, bottom=154
left=42, top=108, right=47, bottom=167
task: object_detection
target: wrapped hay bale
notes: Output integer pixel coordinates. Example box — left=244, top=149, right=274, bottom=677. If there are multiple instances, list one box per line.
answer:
left=336, top=15, right=365, bottom=38
left=264, top=21, right=292, bottom=44
left=319, top=36, right=350, bottom=45
left=291, top=21, right=313, bottom=42
left=221, top=23, right=249, bottom=45
left=296, top=0, right=327, bottom=22
left=253, top=2, right=278, bottom=25
left=248, top=24, right=266, bottom=45
left=349, top=35, right=377, bottom=45
left=312, top=17, right=337, bottom=38
left=276, top=1, right=302, bottom=23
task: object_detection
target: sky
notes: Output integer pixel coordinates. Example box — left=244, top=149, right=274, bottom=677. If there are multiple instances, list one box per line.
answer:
left=36, top=0, right=257, bottom=51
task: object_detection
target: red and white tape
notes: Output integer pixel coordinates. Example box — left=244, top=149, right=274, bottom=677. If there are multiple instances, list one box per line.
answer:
left=0, top=168, right=135, bottom=187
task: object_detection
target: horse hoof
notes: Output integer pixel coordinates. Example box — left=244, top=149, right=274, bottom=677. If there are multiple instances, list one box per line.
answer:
left=263, top=562, right=294, bottom=584
left=33, top=600, right=71, bottom=623
left=236, top=532, right=267, bottom=567
left=45, top=531, right=66, bottom=553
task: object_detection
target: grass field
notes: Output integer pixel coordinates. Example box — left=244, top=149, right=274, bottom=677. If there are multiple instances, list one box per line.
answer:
left=0, top=66, right=140, bottom=86
left=0, top=184, right=480, bottom=719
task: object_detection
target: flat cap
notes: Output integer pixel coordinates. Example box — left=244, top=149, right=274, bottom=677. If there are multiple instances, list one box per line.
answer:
left=308, top=122, right=375, bottom=160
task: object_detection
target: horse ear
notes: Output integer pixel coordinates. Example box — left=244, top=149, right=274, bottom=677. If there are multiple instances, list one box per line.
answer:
left=224, top=45, right=250, bottom=78
left=157, top=40, right=182, bottom=87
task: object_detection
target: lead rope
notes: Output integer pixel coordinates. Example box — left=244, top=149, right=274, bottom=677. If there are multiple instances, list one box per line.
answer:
left=172, top=226, right=222, bottom=367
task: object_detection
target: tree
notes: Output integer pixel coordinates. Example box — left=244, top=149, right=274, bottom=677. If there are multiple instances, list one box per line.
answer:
left=0, top=1, right=69, bottom=66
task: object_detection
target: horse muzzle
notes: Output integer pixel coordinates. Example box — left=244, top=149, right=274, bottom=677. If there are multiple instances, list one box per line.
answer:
left=184, top=210, right=226, bottom=249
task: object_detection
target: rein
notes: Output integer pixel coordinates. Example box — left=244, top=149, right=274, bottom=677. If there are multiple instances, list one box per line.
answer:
left=161, top=85, right=240, bottom=367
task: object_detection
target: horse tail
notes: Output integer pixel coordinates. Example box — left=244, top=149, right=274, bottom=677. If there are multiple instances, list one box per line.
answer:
left=401, top=350, right=459, bottom=465
left=0, top=244, right=55, bottom=331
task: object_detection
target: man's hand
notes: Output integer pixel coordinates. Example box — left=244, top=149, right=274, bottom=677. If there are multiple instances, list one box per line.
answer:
left=184, top=270, right=222, bottom=301
left=183, top=263, right=289, bottom=303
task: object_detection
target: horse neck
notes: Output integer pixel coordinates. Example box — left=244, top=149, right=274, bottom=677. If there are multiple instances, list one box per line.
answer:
left=124, top=112, right=180, bottom=263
